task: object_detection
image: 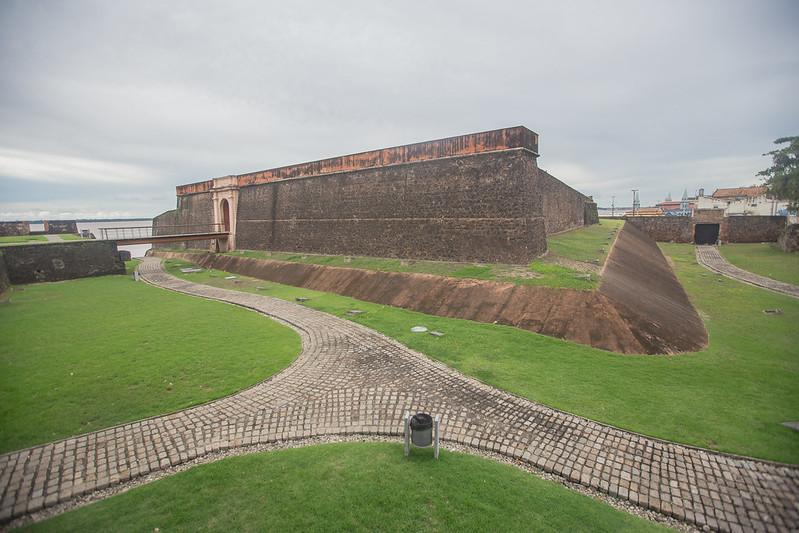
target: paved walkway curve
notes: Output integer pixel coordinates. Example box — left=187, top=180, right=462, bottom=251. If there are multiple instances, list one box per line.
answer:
left=696, top=245, right=799, bottom=299
left=2, top=258, right=798, bottom=531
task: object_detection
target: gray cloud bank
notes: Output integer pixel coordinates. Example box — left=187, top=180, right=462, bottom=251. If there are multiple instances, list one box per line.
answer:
left=1, top=0, right=797, bottom=220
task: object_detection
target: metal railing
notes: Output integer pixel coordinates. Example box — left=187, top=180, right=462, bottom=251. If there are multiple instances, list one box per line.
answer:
left=99, top=223, right=226, bottom=241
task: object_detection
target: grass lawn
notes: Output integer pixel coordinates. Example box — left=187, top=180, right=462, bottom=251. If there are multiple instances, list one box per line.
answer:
left=719, top=243, right=799, bottom=286
left=24, top=442, right=663, bottom=532
left=546, top=218, right=625, bottom=265
left=0, top=235, right=48, bottom=245
left=172, top=240, right=599, bottom=290
left=0, top=264, right=301, bottom=453
left=165, top=246, right=799, bottom=463
left=58, top=234, right=84, bottom=241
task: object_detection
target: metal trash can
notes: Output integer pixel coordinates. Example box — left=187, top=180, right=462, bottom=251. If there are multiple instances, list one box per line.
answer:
left=410, top=413, right=434, bottom=447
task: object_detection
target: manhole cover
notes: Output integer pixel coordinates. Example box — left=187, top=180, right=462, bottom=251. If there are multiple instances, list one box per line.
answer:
left=410, top=326, right=428, bottom=333
left=763, top=309, right=783, bottom=315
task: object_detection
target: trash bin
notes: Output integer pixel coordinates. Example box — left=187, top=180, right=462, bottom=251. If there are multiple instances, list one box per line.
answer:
left=410, top=413, right=434, bottom=447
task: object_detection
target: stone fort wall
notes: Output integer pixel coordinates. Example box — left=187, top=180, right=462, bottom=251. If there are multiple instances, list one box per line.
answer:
left=626, top=212, right=787, bottom=244
left=156, top=127, right=598, bottom=263
left=1, top=241, right=125, bottom=284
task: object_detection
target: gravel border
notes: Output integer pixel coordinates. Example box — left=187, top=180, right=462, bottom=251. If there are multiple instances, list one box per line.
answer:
left=3, top=435, right=696, bottom=532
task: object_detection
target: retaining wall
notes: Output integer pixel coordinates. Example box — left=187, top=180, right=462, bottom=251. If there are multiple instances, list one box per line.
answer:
left=725, top=215, right=786, bottom=243
left=0, top=221, right=30, bottom=237
left=1, top=241, right=126, bottom=284
left=625, top=217, right=693, bottom=243
left=599, top=223, right=707, bottom=353
left=626, top=214, right=787, bottom=244
left=43, top=220, right=78, bottom=234
left=154, top=224, right=707, bottom=355
left=0, top=251, right=9, bottom=294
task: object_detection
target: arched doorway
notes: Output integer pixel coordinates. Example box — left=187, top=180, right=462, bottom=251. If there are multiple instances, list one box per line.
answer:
left=220, top=199, right=231, bottom=232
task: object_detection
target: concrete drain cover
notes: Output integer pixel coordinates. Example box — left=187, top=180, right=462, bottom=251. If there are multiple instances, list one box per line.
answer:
left=180, top=268, right=203, bottom=273
left=782, top=422, right=799, bottom=432
left=429, top=331, right=445, bottom=337
left=224, top=276, right=237, bottom=280
left=410, top=326, right=428, bottom=333
left=295, top=297, right=310, bottom=302
left=347, top=310, right=365, bottom=316
left=763, top=309, right=783, bottom=315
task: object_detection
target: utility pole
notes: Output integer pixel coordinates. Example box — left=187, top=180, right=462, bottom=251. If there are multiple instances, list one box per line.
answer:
left=631, top=189, right=639, bottom=216
left=611, top=196, right=615, bottom=217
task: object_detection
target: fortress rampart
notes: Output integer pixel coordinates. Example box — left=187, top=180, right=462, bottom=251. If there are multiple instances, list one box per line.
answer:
left=155, top=126, right=597, bottom=263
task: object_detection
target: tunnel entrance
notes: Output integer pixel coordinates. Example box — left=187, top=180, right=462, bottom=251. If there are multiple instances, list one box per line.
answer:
left=220, top=199, right=231, bottom=232
left=694, top=223, right=720, bottom=245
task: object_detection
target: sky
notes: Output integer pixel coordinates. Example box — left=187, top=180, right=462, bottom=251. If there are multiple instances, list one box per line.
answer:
left=0, top=0, right=797, bottom=220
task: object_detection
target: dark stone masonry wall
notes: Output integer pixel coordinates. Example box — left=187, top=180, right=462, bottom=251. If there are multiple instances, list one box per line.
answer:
left=155, top=127, right=599, bottom=263
left=724, top=215, right=786, bottom=243
left=625, top=217, right=694, bottom=243
left=0, top=221, right=30, bottom=237
left=155, top=193, right=215, bottom=250
left=236, top=150, right=548, bottom=263
left=627, top=215, right=787, bottom=244
left=535, top=169, right=593, bottom=234
left=0, top=251, right=9, bottom=294
left=43, top=220, right=78, bottom=234
left=1, top=241, right=125, bottom=284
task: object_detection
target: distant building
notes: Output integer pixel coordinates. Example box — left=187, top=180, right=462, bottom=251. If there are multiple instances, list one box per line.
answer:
left=696, top=186, right=789, bottom=216
left=624, top=207, right=663, bottom=217
left=656, top=189, right=695, bottom=216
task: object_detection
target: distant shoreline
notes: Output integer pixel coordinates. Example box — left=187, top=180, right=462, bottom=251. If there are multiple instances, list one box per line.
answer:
left=3, top=218, right=153, bottom=223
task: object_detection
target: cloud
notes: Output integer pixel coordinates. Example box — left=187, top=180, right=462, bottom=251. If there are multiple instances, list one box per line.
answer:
left=0, top=148, right=160, bottom=185
left=0, top=0, right=797, bottom=215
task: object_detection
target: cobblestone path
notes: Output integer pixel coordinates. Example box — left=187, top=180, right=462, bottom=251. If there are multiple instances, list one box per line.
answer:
left=2, top=258, right=798, bottom=531
left=696, top=245, right=799, bottom=299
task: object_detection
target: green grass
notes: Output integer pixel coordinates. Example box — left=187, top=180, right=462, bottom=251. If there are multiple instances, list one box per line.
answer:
left=546, top=218, right=625, bottom=264
left=58, top=233, right=84, bottom=241
left=165, top=247, right=799, bottom=463
left=0, top=267, right=301, bottom=453
left=0, top=235, right=47, bottom=245
left=719, top=243, right=799, bottom=286
left=204, top=247, right=597, bottom=290
left=24, top=442, right=663, bottom=532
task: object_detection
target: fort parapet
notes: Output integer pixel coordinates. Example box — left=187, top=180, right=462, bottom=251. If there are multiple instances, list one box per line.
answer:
left=156, top=126, right=597, bottom=263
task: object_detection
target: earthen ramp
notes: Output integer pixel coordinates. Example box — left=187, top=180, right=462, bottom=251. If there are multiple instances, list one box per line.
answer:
left=153, top=223, right=707, bottom=354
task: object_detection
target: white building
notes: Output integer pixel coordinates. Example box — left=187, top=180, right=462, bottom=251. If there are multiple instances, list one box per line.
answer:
left=695, top=186, right=789, bottom=216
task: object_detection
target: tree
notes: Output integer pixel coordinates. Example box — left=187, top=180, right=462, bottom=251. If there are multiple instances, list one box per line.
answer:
left=758, top=136, right=799, bottom=211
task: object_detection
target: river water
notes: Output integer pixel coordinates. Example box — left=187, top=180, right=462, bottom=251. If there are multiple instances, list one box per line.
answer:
left=29, top=219, right=153, bottom=258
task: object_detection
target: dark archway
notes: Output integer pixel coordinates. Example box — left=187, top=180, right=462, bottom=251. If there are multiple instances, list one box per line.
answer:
left=220, top=199, right=231, bottom=232
left=694, top=224, right=719, bottom=245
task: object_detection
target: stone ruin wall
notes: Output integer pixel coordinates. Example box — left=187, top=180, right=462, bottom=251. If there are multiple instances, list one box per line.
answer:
left=155, top=127, right=598, bottom=263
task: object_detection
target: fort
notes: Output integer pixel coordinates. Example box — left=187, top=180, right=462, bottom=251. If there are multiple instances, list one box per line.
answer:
left=154, top=126, right=598, bottom=263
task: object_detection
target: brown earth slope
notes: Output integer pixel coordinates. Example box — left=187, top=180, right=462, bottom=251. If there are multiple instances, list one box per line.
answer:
left=599, top=223, right=708, bottom=353
left=152, top=223, right=707, bottom=354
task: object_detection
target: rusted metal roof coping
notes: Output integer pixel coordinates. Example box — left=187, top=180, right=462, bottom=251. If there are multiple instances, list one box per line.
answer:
left=176, top=126, right=538, bottom=196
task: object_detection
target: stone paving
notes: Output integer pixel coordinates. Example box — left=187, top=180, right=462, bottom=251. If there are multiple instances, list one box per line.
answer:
left=696, top=245, right=799, bottom=299
left=1, top=258, right=798, bottom=531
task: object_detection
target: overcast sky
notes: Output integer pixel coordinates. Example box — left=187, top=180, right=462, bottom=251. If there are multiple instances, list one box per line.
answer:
left=1, top=0, right=797, bottom=220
